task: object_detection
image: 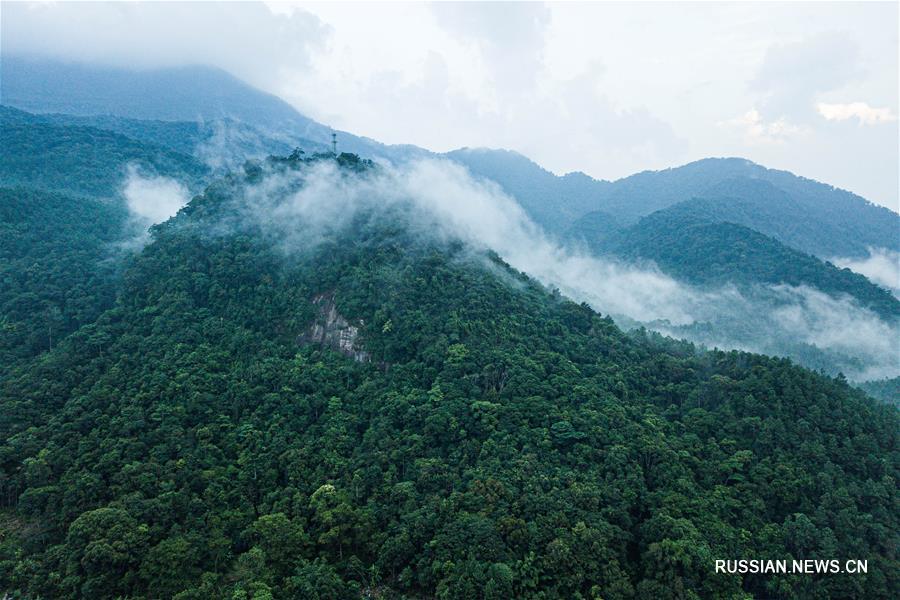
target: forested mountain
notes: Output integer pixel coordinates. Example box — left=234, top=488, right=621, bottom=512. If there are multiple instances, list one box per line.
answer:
left=3, top=59, right=896, bottom=381
left=859, top=377, right=900, bottom=407
left=463, top=150, right=898, bottom=258
left=0, top=106, right=208, bottom=197
left=0, top=107, right=209, bottom=372
left=1, top=154, right=897, bottom=599
left=569, top=211, right=900, bottom=320
left=615, top=173, right=898, bottom=259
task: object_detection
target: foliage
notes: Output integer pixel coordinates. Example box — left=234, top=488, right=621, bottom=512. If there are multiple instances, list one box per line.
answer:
left=1, top=161, right=897, bottom=599
left=0, top=107, right=208, bottom=198
left=0, top=187, right=128, bottom=370
left=857, top=377, right=900, bottom=407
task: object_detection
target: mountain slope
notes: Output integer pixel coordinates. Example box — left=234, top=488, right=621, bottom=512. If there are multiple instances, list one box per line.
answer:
left=441, top=150, right=899, bottom=260
left=1, top=56, right=313, bottom=131
left=0, top=106, right=208, bottom=197
left=0, top=108, right=213, bottom=372
left=646, top=174, right=899, bottom=258
left=0, top=105, right=309, bottom=164
left=0, top=187, right=128, bottom=369
left=1, top=155, right=897, bottom=599
left=570, top=211, right=900, bottom=320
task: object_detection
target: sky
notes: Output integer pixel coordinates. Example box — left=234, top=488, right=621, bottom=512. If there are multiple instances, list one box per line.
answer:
left=3, top=1, right=898, bottom=210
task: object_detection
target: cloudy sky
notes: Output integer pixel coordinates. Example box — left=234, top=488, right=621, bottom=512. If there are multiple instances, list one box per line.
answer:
left=3, top=1, right=898, bottom=209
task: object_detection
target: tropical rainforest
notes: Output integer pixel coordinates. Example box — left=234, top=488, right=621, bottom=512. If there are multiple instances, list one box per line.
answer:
left=0, top=148, right=896, bottom=599
left=0, top=58, right=898, bottom=600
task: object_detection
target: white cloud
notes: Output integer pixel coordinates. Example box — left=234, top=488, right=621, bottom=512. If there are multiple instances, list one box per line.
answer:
left=751, top=32, right=863, bottom=122
left=832, top=247, right=900, bottom=295
left=1, top=1, right=328, bottom=92
left=122, top=165, right=190, bottom=225
left=719, top=109, right=806, bottom=144
left=429, top=2, right=551, bottom=99
left=817, top=102, right=898, bottom=125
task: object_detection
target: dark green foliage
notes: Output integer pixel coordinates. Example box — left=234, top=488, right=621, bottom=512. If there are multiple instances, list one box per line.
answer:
left=1, top=163, right=897, bottom=599
left=0, top=187, right=128, bottom=370
left=0, top=107, right=209, bottom=197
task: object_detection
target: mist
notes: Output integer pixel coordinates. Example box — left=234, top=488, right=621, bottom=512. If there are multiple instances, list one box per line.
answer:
left=123, top=165, right=190, bottom=225
left=228, top=158, right=900, bottom=381
left=833, top=248, right=900, bottom=297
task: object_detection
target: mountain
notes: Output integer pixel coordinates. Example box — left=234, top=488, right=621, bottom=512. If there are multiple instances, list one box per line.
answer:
left=0, top=106, right=209, bottom=197
left=0, top=106, right=307, bottom=164
left=1, top=154, right=897, bottom=599
left=465, top=149, right=898, bottom=258
left=626, top=172, right=899, bottom=259
left=0, top=56, right=429, bottom=164
left=569, top=211, right=900, bottom=320
left=3, top=60, right=896, bottom=381
left=5, top=57, right=896, bottom=260
left=444, top=148, right=612, bottom=234
left=1, top=56, right=316, bottom=132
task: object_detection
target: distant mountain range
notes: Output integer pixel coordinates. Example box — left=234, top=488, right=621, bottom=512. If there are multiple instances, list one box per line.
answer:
left=0, top=55, right=429, bottom=163
left=569, top=211, right=899, bottom=320
left=4, top=56, right=896, bottom=260
left=2, top=55, right=897, bottom=387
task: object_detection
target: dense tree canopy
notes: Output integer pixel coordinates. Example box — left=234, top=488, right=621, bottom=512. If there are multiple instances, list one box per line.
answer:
left=0, top=187, right=128, bottom=370
left=0, top=107, right=208, bottom=198
left=1, top=157, right=897, bottom=599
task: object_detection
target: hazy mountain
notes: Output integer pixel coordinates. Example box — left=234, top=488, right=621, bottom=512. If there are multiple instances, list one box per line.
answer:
left=569, top=210, right=900, bottom=320
left=614, top=171, right=899, bottom=258
left=0, top=56, right=429, bottom=163
left=444, top=148, right=612, bottom=234
left=463, top=148, right=898, bottom=258
left=2, top=56, right=316, bottom=131
left=0, top=105, right=306, bottom=161
left=5, top=57, right=895, bottom=261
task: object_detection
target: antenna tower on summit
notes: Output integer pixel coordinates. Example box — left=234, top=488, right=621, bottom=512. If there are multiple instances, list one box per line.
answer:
left=331, top=132, right=337, bottom=155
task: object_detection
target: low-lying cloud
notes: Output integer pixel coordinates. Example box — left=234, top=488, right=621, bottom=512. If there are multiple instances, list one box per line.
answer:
left=832, top=247, right=900, bottom=297
left=123, top=165, right=190, bottom=225
left=236, top=158, right=899, bottom=381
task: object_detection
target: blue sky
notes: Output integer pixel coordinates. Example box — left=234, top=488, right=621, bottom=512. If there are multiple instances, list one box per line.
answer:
left=4, top=1, right=898, bottom=209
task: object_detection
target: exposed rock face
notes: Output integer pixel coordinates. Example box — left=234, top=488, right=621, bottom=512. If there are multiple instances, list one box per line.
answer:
left=300, top=292, right=370, bottom=362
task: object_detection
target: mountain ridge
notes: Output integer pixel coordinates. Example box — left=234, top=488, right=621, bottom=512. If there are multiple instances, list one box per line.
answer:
left=2, top=153, right=897, bottom=598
